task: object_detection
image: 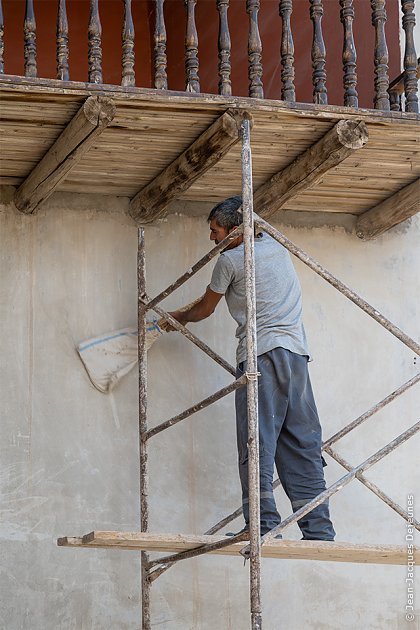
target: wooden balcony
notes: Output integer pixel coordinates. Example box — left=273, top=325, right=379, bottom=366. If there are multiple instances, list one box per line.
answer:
left=0, top=1, right=419, bottom=237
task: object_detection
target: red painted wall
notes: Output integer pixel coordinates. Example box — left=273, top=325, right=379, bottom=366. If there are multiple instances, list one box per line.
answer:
left=2, top=0, right=401, bottom=108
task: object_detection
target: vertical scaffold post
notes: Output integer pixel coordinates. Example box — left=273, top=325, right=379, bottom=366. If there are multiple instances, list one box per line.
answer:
left=138, top=228, right=151, bottom=629
left=241, top=117, right=262, bottom=630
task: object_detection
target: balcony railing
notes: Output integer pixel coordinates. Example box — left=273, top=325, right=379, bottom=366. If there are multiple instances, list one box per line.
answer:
left=0, top=0, right=418, bottom=113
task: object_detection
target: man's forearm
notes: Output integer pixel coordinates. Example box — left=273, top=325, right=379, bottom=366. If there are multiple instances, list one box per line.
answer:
left=175, top=300, right=210, bottom=324
left=169, top=288, right=222, bottom=327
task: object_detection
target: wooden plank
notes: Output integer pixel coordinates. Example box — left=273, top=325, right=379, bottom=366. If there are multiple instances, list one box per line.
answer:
left=254, top=119, right=369, bottom=219
left=128, top=109, right=247, bottom=224
left=1, top=74, right=420, bottom=124
left=57, top=531, right=417, bottom=565
left=356, top=178, right=420, bottom=239
left=13, top=95, right=115, bottom=214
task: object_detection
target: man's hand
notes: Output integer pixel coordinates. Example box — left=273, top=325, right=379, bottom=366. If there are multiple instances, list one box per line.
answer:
left=166, top=286, right=223, bottom=331
left=166, top=310, right=188, bottom=331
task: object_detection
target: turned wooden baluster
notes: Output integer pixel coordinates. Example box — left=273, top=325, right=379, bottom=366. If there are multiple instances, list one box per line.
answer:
left=185, top=0, right=199, bottom=92
left=56, top=0, right=69, bottom=81
left=309, top=0, right=327, bottom=104
left=88, top=0, right=102, bottom=84
left=247, top=0, right=263, bottom=98
left=371, top=0, right=390, bottom=110
left=340, top=0, right=358, bottom=107
left=389, top=90, right=401, bottom=111
left=279, top=0, right=295, bottom=102
left=216, top=0, right=231, bottom=96
left=401, top=0, right=418, bottom=113
left=154, top=0, right=167, bottom=89
left=0, top=0, right=4, bottom=74
left=122, top=0, right=135, bottom=87
left=24, top=0, right=37, bottom=77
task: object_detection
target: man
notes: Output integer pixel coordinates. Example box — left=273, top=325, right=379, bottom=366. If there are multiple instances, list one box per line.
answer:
left=169, top=196, right=335, bottom=541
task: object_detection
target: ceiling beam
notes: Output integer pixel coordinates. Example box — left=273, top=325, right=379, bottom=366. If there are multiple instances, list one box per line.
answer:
left=14, top=96, right=115, bottom=215
left=254, top=119, right=369, bottom=219
left=356, top=178, right=420, bottom=240
left=129, top=109, right=247, bottom=224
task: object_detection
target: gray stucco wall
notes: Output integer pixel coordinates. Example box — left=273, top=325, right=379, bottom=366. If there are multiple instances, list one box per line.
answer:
left=1, top=192, right=419, bottom=630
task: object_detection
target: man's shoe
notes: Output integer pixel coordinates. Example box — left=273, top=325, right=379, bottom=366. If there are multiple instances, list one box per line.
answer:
left=225, top=527, right=249, bottom=537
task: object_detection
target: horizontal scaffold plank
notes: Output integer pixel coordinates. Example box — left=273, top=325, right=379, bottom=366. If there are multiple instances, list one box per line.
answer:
left=57, top=532, right=417, bottom=565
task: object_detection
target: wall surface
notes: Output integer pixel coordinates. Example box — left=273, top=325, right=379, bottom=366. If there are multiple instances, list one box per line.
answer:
left=0, top=191, right=419, bottom=630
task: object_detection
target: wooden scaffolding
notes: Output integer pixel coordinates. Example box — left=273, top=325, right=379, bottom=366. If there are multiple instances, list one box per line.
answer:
left=58, top=118, right=420, bottom=629
left=1, top=2, right=419, bottom=627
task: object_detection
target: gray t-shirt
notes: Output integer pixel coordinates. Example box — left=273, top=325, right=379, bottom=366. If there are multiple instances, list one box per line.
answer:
left=209, top=234, right=310, bottom=364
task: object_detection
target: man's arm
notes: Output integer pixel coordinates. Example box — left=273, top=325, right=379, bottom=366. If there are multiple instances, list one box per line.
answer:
left=169, top=286, right=223, bottom=326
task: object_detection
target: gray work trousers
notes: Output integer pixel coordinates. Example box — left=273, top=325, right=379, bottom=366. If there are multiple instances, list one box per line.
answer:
left=235, top=346, right=335, bottom=540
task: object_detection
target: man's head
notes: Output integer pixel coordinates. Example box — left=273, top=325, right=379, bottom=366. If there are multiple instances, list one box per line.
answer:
left=207, top=196, right=243, bottom=248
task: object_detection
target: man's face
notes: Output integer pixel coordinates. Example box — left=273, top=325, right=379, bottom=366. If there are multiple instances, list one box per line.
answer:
left=209, top=219, right=243, bottom=250
left=209, top=219, right=229, bottom=245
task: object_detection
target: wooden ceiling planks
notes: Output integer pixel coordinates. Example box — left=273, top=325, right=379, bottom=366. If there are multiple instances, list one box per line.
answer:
left=0, top=80, right=419, bottom=218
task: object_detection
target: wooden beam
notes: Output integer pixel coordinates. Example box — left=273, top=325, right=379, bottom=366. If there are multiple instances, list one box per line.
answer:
left=254, top=119, right=368, bottom=219
left=57, top=531, right=417, bottom=565
left=356, top=178, right=420, bottom=240
left=14, top=95, right=115, bottom=214
left=129, top=109, right=247, bottom=224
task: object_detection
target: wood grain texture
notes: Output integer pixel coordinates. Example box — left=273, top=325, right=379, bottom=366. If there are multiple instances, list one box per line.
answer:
left=185, top=0, right=199, bottom=93
left=56, top=0, right=69, bottom=81
left=88, top=0, right=102, bottom=84
left=24, top=0, right=37, bottom=78
left=309, top=0, right=327, bottom=105
left=356, top=177, right=420, bottom=239
left=388, top=57, right=420, bottom=96
left=129, top=109, right=246, bottom=224
left=154, top=0, right=167, bottom=90
left=401, top=0, right=418, bottom=113
left=14, top=96, right=115, bottom=214
left=122, top=0, right=135, bottom=88
left=137, top=227, right=151, bottom=629
left=254, top=119, right=369, bottom=218
left=340, top=0, right=357, bottom=108
left=1, top=74, right=418, bottom=121
left=247, top=0, right=263, bottom=99
left=371, top=0, right=389, bottom=110
left=279, top=0, right=295, bottom=102
left=0, top=81, right=418, bottom=219
left=57, top=531, right=418, bottom=565
left=389, top=57, right=420, bottom=111
left=0, top=0, right=4, bottom=74
left=217, top=0, right=231, bottom=96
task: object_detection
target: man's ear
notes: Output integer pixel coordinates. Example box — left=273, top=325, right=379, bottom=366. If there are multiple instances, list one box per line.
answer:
left=229, top=225, right=239, bottom=234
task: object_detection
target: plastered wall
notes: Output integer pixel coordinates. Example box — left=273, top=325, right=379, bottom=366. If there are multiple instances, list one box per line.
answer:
left=1, top=192, right=419, bottom=630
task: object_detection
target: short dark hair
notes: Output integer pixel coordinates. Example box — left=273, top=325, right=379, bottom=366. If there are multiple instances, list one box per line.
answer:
left=207, top=196, right=243, bottom=231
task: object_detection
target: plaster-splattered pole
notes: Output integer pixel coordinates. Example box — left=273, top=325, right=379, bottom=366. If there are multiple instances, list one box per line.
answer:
left=137, top=228, right=151, bottom=630
left=241, top=116, right=262, bottom=630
